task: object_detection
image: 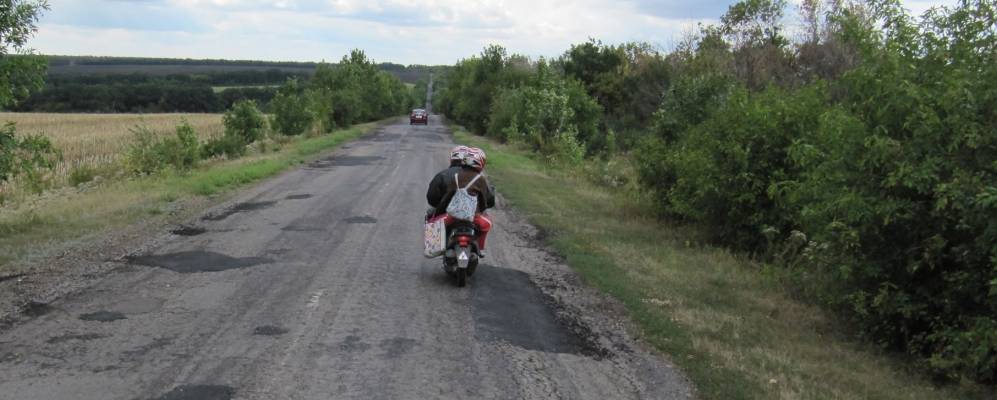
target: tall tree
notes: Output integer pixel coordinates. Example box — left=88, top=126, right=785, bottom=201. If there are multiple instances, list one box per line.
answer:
left=0, top=0, right=49, bottom=108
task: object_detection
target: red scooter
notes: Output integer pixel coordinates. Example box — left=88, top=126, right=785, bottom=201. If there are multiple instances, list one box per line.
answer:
left=443, top=221, right=480, bottom=287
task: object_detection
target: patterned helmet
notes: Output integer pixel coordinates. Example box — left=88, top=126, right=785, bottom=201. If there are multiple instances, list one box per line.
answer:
left=449, top=145, right=469, bottom=164
left=465, top=147, right=486, bottom=171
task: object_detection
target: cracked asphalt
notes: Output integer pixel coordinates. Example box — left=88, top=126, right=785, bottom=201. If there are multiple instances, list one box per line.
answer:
left=0, top=114, right=692, bottom=400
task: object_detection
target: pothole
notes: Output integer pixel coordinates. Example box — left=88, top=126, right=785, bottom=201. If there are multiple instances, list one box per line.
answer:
left=46, top=333, right=108, bottom=344
left=284, top=194, right=313, bottom=200
left=471, top=265, right=609, bottom=358
left=379, top=337, right=418, bottom=359
left=326, top=155, right=384, bottom=166
left=281, top=224, right=325, bottom=232
left=22, top=301, right=53, bottom=317
left=343, top=215, right=377, bottom=224
left=122, top=337, right=173, bottom=360
left=0, top=273, right=27, bottom=283
left=253, top=325, right=289, bottom=336
left=79, top=311, right=126, bottom=322
left=170, top=225, right=206, bottom=236
left=338, top=335, right=370, bottom=353
left=154, top=384, right=235, bottom=400
left=202, top=201, right=277, bottom=221
left=127, top=251, right=272, bottom=273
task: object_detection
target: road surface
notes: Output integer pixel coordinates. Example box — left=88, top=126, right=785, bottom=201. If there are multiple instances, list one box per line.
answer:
left=0, top=115, right=691, bottom=399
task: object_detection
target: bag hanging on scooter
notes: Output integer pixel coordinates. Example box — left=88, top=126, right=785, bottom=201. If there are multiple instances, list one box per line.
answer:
left=423, top=216, right=446, bottom=258
left=445, top=173, right=481, bottom=222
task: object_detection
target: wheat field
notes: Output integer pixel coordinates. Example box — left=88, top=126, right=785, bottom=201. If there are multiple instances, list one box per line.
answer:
left=0, top=113, right=224, bottom=192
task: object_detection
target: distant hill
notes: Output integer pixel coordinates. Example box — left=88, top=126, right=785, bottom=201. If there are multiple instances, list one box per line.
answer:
left=43, top=55, right=446, bottom=84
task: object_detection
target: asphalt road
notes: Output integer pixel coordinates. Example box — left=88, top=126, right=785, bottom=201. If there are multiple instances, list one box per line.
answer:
left=0, top=115, right=691, bottom=400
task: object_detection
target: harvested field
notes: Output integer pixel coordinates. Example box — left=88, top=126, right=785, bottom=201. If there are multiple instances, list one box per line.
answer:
left=0, top=113, right=224, bottom=191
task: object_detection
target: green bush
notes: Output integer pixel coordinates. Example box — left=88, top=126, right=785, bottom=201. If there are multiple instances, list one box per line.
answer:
left=125, top=126, right=160, bottom=175
left=0, top=122, right=61, bottom=193
left=223, top=99, right=266, bottom=144
left=126, top=120, right=201, bottom=174
left=269, top=78, right=313, bottom=136
left=306, top=87, right=336, bottom=133
left=634, top=1, right=997, bottom=382
left=641, top=85, right=824, bottom=248
left=201, top=134, right=247, bottom=159
left=777, top=1, right=997, bottom=381
left=488, top=85, right=585, bottom=163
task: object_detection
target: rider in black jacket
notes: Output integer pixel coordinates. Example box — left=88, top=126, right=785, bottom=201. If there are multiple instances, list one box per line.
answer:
left=426, top=146, right=495, bottom=255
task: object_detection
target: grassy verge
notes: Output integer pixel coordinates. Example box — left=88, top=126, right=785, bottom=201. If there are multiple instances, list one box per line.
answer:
left=0, top=122, right=376, bottom=269
left=452, top=128, right=988, bottom=400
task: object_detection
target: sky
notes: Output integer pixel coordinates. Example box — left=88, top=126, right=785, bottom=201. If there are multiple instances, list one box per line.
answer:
left=30, top=0, right=958, bottom=65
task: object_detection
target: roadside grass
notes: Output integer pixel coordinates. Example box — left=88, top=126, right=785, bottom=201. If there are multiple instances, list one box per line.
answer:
left=0, top=122, right=376, bottom=270
left=452, top=128, right=989, bottom=400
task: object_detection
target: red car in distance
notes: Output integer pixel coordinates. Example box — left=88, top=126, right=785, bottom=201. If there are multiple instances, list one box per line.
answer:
left=410, top=109, right=428, bottom=125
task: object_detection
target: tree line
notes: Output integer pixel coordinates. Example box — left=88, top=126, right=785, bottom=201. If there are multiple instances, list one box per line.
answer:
left=3, top=59, right=437, bottom=113
left=3, top=69, right=299, bottom=113
left=436, top=0, right=996, bottom=384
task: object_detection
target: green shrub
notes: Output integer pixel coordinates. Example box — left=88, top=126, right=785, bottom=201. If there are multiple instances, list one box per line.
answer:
left=68, top=165, right=96, bottom=186
left=168, top=120, right=200, bottom=169
left=306, top=87, right=336, bottom=133
left=201, top=134, right=247, bottom=159
left=488, top=85, right=584, bottom=163
left=269, top=78, right=313, bottom=136
left=223, top=99, right=266, bottom=144
left=636, top=1, right=997, bottom=382
left=125, top=126, right=160, bottom=175
left=0, top=122, right=61, bottom=193
left=642, top=85, right=824, bottom=248
left=778, top=1, right=997, bottom=381
left=126, top=120, right=201, bottom=174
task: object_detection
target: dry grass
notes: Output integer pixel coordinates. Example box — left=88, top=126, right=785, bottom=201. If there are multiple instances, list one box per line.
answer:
left=0, top=112, right=224, bottom=192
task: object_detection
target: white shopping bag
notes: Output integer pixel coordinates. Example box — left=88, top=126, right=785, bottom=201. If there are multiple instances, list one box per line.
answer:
left=423, top=218, right=446, bottom=258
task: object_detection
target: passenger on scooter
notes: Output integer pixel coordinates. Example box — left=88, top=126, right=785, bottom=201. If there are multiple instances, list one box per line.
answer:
left=426, top=146, right=494, bottom=257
